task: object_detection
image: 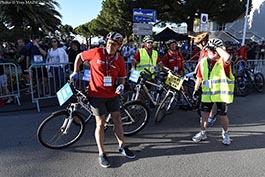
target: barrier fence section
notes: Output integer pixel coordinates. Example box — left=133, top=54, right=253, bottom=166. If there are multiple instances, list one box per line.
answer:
left=27, top=63, right=71, bottom=112
left=24, top=59, right=265, bottom=112
left=184, top=59, right=265, bottom=77
left=0, top=63, right=21, bottom=105
left=233, top=59, right=265, bottom=76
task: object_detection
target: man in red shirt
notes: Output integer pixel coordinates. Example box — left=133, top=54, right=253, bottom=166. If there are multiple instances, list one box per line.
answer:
left=162, top=39, right=184, bottom=75
left=70, top=32, right=135, bottom=168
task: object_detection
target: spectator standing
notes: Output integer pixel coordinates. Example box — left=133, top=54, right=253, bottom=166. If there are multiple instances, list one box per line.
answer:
left=67, top=40, right=82, bottom=72
left=0, top=51, right=13, bottom=103
left=122, top=39, right=137, bottom=70
left=16, top=38, right=29, bottom=93
left=181, top=40, right=189, bottom=59
left=46, top=37, right=69, bottom=91
left=26, top=34, right=48, bottom=96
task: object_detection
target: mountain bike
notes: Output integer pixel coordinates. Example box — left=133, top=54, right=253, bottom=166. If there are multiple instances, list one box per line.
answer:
left=154, top=67, right=199, bottom=123
left=37, top=81, right=149, bottom=149
left=234, top=61, right=264, bottom=96
left=122, top=68, right=168, bottom=108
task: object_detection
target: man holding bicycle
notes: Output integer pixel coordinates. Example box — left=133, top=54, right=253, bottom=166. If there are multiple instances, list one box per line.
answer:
left=192, top=38, right=234, bottom=145
left=70, top=32, right=135, bottom=168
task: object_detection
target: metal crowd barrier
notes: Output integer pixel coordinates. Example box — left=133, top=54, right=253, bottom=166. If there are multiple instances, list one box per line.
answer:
left=233, top=59, right=265, bottom=76
left=184, top=58, right=265, bottom=77
left=0, top=63, right=21, bottom=105
left=27, top=63, right=71, bottom=112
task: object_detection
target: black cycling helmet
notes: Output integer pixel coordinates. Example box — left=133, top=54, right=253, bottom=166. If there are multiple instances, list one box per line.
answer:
left=143, top=35, right=154, bottom=43
left=106, top=32, right=124, bottom=45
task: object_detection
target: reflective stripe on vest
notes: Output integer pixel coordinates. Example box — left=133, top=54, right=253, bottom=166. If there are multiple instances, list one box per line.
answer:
left=136, top=48, right=158, bottom=73
left=201, top=58, right=235, bottom=103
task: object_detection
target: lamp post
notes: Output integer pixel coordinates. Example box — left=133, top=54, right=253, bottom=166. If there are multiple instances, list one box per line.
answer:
left=242, top=0, right=250, bottom=46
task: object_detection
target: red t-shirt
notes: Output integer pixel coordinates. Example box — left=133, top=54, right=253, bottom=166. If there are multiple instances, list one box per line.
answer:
left=238, top=45, right=247, bottom=60
left=162, top=50, right=184, bottom=75
left=134, top=48, right=161, bottom=63
left=199, top=49, right=208, bottom=62
left=196, top=58, right=231, bottom=79
left=81, top=48, right=127, bottom=98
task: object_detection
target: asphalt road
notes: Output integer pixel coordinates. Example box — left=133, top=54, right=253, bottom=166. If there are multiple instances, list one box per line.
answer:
left=1, top=93, right=265, bottom=177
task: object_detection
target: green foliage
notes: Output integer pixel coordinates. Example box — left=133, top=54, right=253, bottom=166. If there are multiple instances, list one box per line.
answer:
left=75, top=0, right=251, bottom=38
left=0, top=0, right=62, bottom=41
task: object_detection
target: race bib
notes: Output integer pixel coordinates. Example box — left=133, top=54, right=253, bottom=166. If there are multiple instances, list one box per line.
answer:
left=261, top=49, right=265, bottom=52
left=103, top=76, right=112, bottom=86
left=33, top=55, right=43, bottom=63
left=205, top=80, right=211, bottom=89
left=129, top=70, right=140, bottom=83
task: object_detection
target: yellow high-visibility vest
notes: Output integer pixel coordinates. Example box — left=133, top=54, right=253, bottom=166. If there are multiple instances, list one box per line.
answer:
left=136, top=48, right=158, bottom=73
left=201, top=58, right=235, bottom=103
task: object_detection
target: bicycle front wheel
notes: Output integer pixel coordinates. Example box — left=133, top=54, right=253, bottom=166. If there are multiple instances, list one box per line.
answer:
left=121, top=100, right=149, bottom=136
left=155, top=92, right=174, bottom=123
left=254, top=73, right=264, bottom=93
left=37, top=110, right=85, bottom=149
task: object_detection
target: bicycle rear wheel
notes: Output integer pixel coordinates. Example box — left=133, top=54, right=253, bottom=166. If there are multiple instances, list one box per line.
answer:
left=37, top=110, right=85, bottom=149
left=154, top=92, right=174, bottom=123
left=254, top=73, right=264, bottom=93
left=234, top=76, right=250, bottom=97
left=121, top=100, right=149, bottom=136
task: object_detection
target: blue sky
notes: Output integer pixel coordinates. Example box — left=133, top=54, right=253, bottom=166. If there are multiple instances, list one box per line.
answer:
left=55, top=0, right=103, bottom=28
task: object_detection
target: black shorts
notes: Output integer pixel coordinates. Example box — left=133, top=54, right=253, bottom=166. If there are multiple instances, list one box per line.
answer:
left=200, top=102, right=228, bottom=116
left=89, top=96, right=120, bottom=116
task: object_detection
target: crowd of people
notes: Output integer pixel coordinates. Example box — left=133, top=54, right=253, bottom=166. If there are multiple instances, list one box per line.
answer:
left=0, top=35, right=85, bottom=106
left=1, top=31, right=265, bottom=167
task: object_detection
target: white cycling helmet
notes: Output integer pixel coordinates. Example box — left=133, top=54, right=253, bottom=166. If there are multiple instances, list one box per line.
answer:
left=106, top=32, right=124, bottom=45
left=207, top=38, right=225, bottom=50
left=143, top=35, right=154, bottom=43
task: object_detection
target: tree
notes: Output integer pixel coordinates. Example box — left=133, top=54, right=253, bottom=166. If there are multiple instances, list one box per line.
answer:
left=0, top=0, right=62, bottom=41
left=77, top=0, right=251, bottom=38
left=150, top=0, right=251, bottom=32
left=55, top=24, right=76, bottom=42
left=74, top=23, right=93, bottom=47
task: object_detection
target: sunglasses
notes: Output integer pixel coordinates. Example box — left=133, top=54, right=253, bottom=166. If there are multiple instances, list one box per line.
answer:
left=52, top=40, right=57, bottom=43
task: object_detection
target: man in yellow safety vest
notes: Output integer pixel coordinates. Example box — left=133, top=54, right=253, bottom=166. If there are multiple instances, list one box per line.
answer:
left=131, top=35, right=162, bottom=75
left=192, top=38, right=234, bottom=145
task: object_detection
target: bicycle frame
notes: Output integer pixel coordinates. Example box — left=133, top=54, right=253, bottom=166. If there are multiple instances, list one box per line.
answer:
left=63, top=83, right=141, bottom=130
